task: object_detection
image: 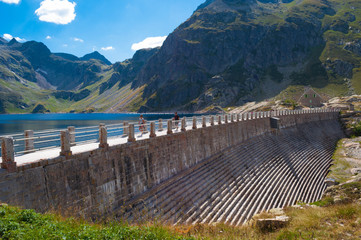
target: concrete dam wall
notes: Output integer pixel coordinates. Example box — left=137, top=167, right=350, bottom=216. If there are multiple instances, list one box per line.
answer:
left=0, top=110, right=343, bottom=225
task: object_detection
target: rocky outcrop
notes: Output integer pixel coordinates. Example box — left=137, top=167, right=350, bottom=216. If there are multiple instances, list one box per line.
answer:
left=344, top=40, right=361, bottom=56
left=134, top=0, right=330, bottom=112
left=53, top=89, right=91, bottom=101
left=31, top=103, right=49, bottom=113
left=324, top=59, right=354, bottom=78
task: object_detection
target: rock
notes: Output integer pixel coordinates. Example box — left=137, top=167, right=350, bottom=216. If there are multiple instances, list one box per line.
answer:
left=325, top=178, right=338, bottom=187
left=351, top=168, right=361, bottom=175
left=344, top=39, right=361, bottom=56
left=324, top=59, right=354, bottom=78
left=31, top=103, right=48, bottom=113
left=269, top=208, right=285, bottom=216
left=256, top=215, right=289, bottom=232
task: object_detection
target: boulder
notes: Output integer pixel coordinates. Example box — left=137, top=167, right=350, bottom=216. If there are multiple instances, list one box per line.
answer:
left=351, top=168, right=361, bottom=175
left=256, top=215, right=289, bottom=232
left=325, top=178, right=338, bottom=187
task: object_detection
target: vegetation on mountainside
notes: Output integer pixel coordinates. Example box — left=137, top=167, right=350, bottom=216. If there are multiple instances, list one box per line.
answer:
left=2, top=0, right=361, bottom=113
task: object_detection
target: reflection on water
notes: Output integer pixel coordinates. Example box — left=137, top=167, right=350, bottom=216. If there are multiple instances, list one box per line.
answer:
left=0, top=113, right=194, bottom=136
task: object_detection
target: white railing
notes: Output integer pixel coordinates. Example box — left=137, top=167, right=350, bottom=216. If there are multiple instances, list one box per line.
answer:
left=0, top=108, right=340, bottom=172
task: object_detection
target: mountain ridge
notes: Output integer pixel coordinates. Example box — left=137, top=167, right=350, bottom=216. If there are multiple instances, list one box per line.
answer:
left=1, top=0, right=361, bottom=113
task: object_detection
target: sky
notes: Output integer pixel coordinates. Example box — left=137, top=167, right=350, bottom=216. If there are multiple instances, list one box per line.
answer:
left=0, top=0, right=205, bottom=63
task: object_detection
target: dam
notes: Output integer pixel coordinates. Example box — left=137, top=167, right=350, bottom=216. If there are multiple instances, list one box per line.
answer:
left=0, top=109, right=343, bottom=225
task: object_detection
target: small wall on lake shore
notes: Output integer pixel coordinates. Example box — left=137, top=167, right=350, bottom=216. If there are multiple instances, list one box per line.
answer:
left=0, top=110, right=340, bottom=218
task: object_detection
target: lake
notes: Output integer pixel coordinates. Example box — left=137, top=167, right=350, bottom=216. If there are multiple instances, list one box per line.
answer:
left=0, top=113, right=194, bottom=136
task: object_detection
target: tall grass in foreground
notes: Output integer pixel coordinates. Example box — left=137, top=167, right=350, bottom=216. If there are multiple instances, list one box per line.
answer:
left=0, top=204, right=192, bottom=240
left=1, top=202, right=360, bottom=240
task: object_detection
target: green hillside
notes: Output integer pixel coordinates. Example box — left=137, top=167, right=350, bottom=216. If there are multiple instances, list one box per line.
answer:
left=1, top=0, right=361, bottom=113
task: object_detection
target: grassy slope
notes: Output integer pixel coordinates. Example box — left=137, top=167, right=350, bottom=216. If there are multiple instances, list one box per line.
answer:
left=0, top=204, right=190, bottom=240
left=0, top=78, right=71, bottom=113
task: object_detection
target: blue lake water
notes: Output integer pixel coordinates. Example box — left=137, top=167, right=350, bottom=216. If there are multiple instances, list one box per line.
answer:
left=0, top=113, right=195, bottom=136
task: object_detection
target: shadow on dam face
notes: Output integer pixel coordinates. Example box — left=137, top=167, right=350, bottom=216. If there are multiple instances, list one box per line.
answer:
left=0, top=111, right=343, bottom=225
left=115, top=119, right=344, bottom=226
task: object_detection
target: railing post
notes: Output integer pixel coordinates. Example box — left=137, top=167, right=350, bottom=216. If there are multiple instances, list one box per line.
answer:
left=24, top=130, right=34, bottom=153
left=218, top=115, right=222, bottom=125
left=181, top=117, right=186, bottom=132
left=158, top=119, right=163, bottom=132
left=128, top=124, right=135, bottom=142
left=123, top=121, right=129, bottom=136
left=167, top=120, right=173, bottom=134
left=231, top=114, right=234, bottom=122
left=202, top=116, right=207, bottom=128
left=225, top=115, right=228, bottom=124
left=99, top=126, right=108, bottom=148
left=150, top=122, right=156, bottom=138
left=68, top=126, right=75, bottom=146
left=1, top=137, right=16, bottom=172
left=210, top=116, right=215, bottom=126
left=237, top=114, right=240, bottom=122
left=193, top=117, right=197, bottom=129
left=60, top=130, right=72, bottom=157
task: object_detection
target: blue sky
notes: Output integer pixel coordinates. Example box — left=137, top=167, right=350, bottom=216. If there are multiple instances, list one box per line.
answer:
left=0, top=0, right=205, bottom=63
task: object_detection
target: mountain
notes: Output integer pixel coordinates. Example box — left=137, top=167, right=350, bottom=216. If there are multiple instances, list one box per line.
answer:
left=0, top=37, right=7, bottom=45
left=81, top=51, right=112, bottom=65
left=1, top=0, right=361, bottom=114
left=0, top=38, right=157, bottom=113
left=53, top=53, right=80, bottom=61
left=132, top=0, right=361, bottom=112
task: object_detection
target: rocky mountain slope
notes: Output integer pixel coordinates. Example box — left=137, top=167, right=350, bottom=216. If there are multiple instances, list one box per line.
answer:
left=0, top=37, right=157, bottom=113
left=1, top=0, right=361, bottom=113
left=133, top=0, right=361, bottom=112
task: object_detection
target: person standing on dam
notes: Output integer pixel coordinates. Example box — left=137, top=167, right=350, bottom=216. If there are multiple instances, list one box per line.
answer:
left=139, top=114, right=146, bottom=136
left=173, top=112, right=180, bottom=131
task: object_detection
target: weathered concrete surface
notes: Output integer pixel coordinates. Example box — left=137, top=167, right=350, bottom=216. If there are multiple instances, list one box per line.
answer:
left=0, top=111, right=339, bottom=219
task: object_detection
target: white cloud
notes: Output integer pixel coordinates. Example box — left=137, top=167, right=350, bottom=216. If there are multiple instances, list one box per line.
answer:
left=3, top=33, right=26, bottom=42
left=35, top=0, right=76, bottom=25
left=46, top=35, right=52, bottom=39
left=101, top=46, right=114, bottom=51
left=62, top=44, right=68, bottom=47
left=131, top=36, right=167, bottom=51
left=0, top=0, right=21, bottom=4
left=72, top=37, right=83, bottom=43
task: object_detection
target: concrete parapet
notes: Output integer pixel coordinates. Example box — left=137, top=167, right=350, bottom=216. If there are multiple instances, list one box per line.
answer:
left=60, top=130, right=72, bottom=157
left=128, top=124, right=136, bottom=142
left=1, top=137, right=16, bottom=172
left=68, top=126, right=75, bottom=146
left=150, top=122, right=156, bottom=138
left=167, top=120, right=173, bottom=134
left=193, top=117, right=197, bottom=129
left=24, top=130, right=34, bottom=153
left=99, top=126, right=108, bottom=148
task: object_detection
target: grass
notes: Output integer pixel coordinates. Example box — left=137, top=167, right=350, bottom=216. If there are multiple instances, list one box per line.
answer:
left=328, top=140, right=354, bottom=183
left=0, top=204, right=191, bottom=240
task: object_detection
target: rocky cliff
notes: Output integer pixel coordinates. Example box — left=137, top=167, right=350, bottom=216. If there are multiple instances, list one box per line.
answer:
left=133, top=0, right=361, bottom=112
